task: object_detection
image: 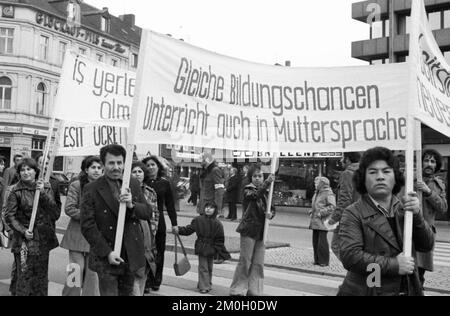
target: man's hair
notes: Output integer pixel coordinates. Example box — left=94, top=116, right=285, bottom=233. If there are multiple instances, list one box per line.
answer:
left=423, top=149, right=442, bottom=172
left=0, top=155, right=5, bottom=164
left=247, top=163, right=263, bottom=183
left=142, top=156, right=166, bottom=178
left=13, top=154, right=23, bottom=162
left=344, top=152, right=361, bottom=164
left=204, top=201, right=217, bottom=210
left=16, top=158, right=40, bottom=180
left=353, top=147, right=405, bottom=195
left=100, top=145, right=126, bottom=165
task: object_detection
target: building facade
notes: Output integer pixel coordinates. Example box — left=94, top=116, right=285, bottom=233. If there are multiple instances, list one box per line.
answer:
left=352, top=0, right=450, bottom=220
left=0, top=0, right=141, bottom=172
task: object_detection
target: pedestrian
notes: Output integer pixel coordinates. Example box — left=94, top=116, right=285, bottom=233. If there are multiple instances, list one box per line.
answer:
left=198, top=153, right=225, bottom=218
left=238, top=165, right=250, bottom=206
left=328, top=152, right=360, bottom=261
left=3, top=154, right=22, bottom=186
left=178, top=202, right=231, bottom=294
left=337, top=147, right=434, bottom=296
left=308, top=176, right=336, bottom=267
left=0, top=155, right=5, bottom=203
left=188, top=169, right=200, bottom=206
left=5, top=158, right=61, bottom=296
left=130, top=161, right=159, bottom=296
left=61, top=156, right=102, bottom=296
left=230, top=164, right=276, bottom=296
left=80, top=145, right=153, bottom=296
left=226, top=168, right=240, bottom=221
left=414, top=149, right=447, bottom=288
left=143, top=156, right=178, bottom=292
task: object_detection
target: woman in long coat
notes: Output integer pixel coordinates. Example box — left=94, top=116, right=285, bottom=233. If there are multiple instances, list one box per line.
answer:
left=309, top=177, right=336, bottom=267
left=5, top=158, right=61, bottom=296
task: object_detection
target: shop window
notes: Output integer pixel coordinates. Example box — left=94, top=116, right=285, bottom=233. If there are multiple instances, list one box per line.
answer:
left=35, top=82, right=46, bottom=115
left=0, top=76, right=12, bottom=109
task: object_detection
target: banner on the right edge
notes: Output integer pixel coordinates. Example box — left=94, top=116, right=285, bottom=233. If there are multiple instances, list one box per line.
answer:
left=411, top=0, right=450, bottom=137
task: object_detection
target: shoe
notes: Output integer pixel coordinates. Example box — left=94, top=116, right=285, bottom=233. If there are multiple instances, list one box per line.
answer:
left=151, top=286, right=160, bottom=291
left=318, top=264, right=329, bottom=267
left=214, top=259, right=224, bottom=264
left=230, top=218, right=237, bottom=222
left=200, top=289, right=210, bottom=294
left=144, top=288, right=151, bottom=294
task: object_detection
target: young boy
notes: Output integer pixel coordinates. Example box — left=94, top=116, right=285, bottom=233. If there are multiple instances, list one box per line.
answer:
left=178, top=202, right=231, bottom=294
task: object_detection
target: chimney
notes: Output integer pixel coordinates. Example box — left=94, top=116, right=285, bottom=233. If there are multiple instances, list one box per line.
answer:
left=285, top=60, right=291, bottom=67
left=119, top=14, right=135, bottom=27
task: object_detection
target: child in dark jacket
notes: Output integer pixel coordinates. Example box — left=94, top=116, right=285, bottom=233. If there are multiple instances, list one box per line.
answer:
left=178, top=202, right=231, bottom=294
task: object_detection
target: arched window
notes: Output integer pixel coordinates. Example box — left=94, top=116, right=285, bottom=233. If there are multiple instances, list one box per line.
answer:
left=36, top=82, right=46, bottom=115
left=0, top=76, right=12, bottom=109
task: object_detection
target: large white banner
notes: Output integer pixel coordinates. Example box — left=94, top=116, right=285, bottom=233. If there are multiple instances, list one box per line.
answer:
left=131, top=30, right=410, bottom=153
left=410, top=0, right=450, bottom=138
left=54, top=51, right=135, bottom=127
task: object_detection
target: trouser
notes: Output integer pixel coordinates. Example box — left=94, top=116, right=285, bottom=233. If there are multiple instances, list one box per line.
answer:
left=227, top=202, right=237, bottom=219
left=217, top=189, right=225, bottom=217
left=198, top=255, right=214, bottom=291
left=146, top=219, right=166, bottom=288
left=418, top=267, right=426, bottom=288
left=188, top=192, right=198, bottom=205
left=97, top=267, right=135, bottom=296
left=331, top=226, right=341, bottom=261
left=62, top=251, right=100, bottom=296
left=230, top=236, right=265, bottom=296
left=313, top=230, right=329, bottom=265
left=13, top=252, right=49, bottom=296
left=133, top=269, right=148, bottom=296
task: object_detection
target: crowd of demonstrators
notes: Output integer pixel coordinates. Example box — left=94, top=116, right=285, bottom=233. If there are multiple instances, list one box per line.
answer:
left=308, top=177, right=336, bottom=267
left=61, top=156, right=102, bottom=296
left=337, top=147, right=435, bottom=296
left=414, top=149, right=448, bottom=287
left=80, top=145, right=152, bottom=296
left=328, top=152, right=361, bottom=261
left=230, top=164, right=276, bottom=296
left=4, top=158, right=61, bottom=296
left=130, top=161, right=159, bottom=296
left=178, top=202, right=231, bottom=294
left=143, top=156, right=178, bottom=293
left=0, top=156, right=5, bottom=201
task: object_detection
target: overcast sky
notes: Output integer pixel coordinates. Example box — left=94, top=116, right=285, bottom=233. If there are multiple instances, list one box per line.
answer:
left=86, top=0, right=369, bottom=67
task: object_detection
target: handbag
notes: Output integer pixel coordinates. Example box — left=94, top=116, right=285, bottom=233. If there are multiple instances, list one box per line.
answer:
left=173, top=234, right=191, bottom=276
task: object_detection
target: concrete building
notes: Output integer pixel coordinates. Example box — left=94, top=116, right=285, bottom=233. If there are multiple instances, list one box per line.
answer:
left=352, top=0, right=450, bottom=220
left=0, top=0, right=141, bottom=172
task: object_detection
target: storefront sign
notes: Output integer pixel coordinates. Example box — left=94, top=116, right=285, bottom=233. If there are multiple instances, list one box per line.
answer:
left=0, top=137, right=12, bottom=145
left=22, top=127, right=49, bottom=136
left=0, top=126, right=21, bottom=133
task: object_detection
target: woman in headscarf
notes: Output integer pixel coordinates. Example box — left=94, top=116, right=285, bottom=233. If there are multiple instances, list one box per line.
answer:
left=309, top=176, right=336, bottom=267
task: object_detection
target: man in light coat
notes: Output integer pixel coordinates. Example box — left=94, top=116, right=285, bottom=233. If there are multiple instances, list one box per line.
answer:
left=415, top=149, right=447, bottom=287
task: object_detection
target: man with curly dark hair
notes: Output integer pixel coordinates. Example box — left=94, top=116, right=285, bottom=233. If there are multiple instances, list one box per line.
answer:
left=337, top=147, right=434, bottom=296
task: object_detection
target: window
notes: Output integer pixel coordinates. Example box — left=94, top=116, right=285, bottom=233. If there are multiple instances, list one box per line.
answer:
left=0, top=28, right=14, bottom=54
left=96, top=54, right=104, bottom=62
left=428, top=11, right=442, bottom=30
left=0, top=76, right=12, bottom=109
left=131, top=53, right=138, bottom=68
left=444, top=10, right=450, bottom=28
left=397, top=15, right=411, bottom=35
left=36, top=82, right=46, bottom=115
left=79, top=47, right=87, bottom=55
left=101, top=16, right=110, bottom=32
left=59, top=42, right=67, bottom=65
left=445, top=51, right=450, bottom=65
left=111, top=58, right=118, bottom=67
left=371, top=59, right=386, bottom=65
left=371, top=21, right=383, bottom=39
left=40, top=35, right=49, bottom=60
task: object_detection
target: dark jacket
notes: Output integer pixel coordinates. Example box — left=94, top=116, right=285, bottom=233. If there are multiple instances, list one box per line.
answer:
left=416, top=175, right=447, bottom=271
left=309, top=179, right=336, bottom=231
left=189, top=173, right=200, bottom=193
left=80, top=176, right=152, bottom=274
left=330, top=163, right=359, bottom=224
left=146, top=177, right=177, bottom=228
left=199, top=162, right=225, bottom=213
left=226, top=174, right=240, bottom=203
left=5, top=180, right=61, bottom=254
left=178, top=214, right=231, bottom=260
left=338, top=195, right=434, bottom=296
left=237, top=182, right=275, bottom=241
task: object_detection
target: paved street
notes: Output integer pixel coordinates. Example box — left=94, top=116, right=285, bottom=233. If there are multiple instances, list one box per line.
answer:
left=0, top=197, right=449, bottom=296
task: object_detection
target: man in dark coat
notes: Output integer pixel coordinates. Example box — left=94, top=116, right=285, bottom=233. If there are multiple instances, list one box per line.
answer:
left=188, top=170, right=200, bottom=206
left=3, top=154, right=22, bottom=186
left=414, top=149, right=447, bottom=287
left=338, top=147, right=434, bottom=296
left=226, top=168, right=240, bottom=221
left=198, top=153, right=225, bottom=216
left=81, top=145, right=152, bottom=296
